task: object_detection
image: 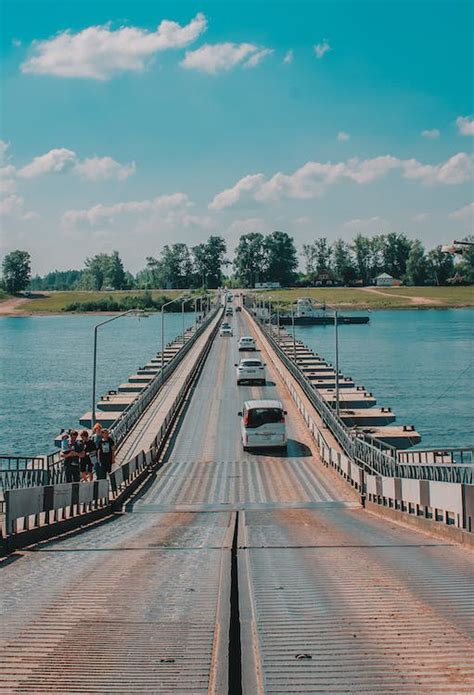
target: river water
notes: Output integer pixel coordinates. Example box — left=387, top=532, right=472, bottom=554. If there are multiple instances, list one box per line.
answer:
left=0, top=309, right=472, bottom=456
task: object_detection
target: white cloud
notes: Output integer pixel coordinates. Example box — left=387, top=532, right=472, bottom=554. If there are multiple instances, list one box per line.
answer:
left=18, top=148, right=76, bottom=178
left=181, top=42, right=270, bottom=74
left=421, top=129, right=440, bottom=139
left=344, top=216, right=389, bottom=231
left=0, top=140, right=11, bottom=163
left=294, top=216, right=310, bottom=224
left=314, top=40, right=330, bottom=59
left=209, top=173, right=265, bottom=210
left=411, top=213, right=429, bottom=223
left=0, top=165, right=17, bottom=196
left=244, top=48, right=273, bottom=68
left=62, top=192, right=191, bottom=226
left=402, top=152, right=473, bottom=185
left=210, top=152, right=473, bottom=209
left=73, top=156, right=136, bottom=181
left=449, top=202, right=474, bottom=221
left=456, top=116, right=474, bottom=136
left=283, top=49, right=293, bottom=64
left=21, top=13, right=207, bottom=80
left=337, top=131, right=350, bottom=142
left=0, top=194, right=37, bottom=221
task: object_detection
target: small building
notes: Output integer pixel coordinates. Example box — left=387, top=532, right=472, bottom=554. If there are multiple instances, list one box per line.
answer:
left=376, top=273, right=401, bottom=287
left=314, top=270, right=337, bottom=287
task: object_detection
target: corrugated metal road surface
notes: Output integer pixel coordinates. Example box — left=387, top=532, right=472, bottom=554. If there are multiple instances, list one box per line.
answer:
left=0, top=511, right=233, bottom=693
left=1, top=305, right=473, bottom=693
left=239, top=507, right=474, bottom=694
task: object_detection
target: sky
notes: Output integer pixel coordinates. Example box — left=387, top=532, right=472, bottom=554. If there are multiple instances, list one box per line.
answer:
left=0, top=0, right=473, bottom=275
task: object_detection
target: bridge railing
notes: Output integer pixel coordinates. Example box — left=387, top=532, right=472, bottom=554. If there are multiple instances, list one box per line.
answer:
left=0, top=303, right=220, bottom=493
left=249, top=306, right=473, bottom=489
left=0, top=304, right=223, bottom=550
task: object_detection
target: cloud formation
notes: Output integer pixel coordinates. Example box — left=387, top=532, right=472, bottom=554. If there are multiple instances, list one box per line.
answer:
left=283, top=50, right=293, bottom=64
left=62, top=192, right=193, bottom=226
left=21, top=13, right=207, bottom=79
left=314, top=40, right=330, bottom=58
left=456, top=116, right=474, bottom=136
left=421, top=129, right=440, bottom=139
left=449, top=202, right=474, bottom=221
left=411, top=213, right=429, bottom=223
left=344, top=216, right=389, bottom=231
left=209, top=153, right=473, bottom=209
left=181, top=42, right=271, bottom=73
left=17, top=148, right=135, bottom=181
left=337, top=131, right=350, bottom=142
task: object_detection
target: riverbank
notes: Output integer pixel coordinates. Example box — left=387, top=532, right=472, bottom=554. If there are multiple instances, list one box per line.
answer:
left=253, top=286, right=474, bottom=310
left=0, top=286, right=473, bottom=315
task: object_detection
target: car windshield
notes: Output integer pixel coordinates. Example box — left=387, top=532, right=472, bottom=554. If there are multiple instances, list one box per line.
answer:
left=245, top=408, right=283, bottom=428
left=241, top=361, right=262, bottom=367
left=221, top=324, right=230, bottom=328
left=241, top=338, right=253, bottom=342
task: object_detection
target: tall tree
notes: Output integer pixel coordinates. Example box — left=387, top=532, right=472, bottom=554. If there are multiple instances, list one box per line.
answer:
left=313, top=238, right=332, bottom=275
left=406, top=240, right=428, bottom=285
left=455, top=235, right=474, bottom=283
left=351, top=234, right=372, bottom=284
left=82, top=253, right=110, bottom=290
left=106, top=251, right=126, bottom=289
left=332, top=239, right=356, bottom=284
left=1, top=250, right=31, bottom=294
left=381, top=232, right=412, bottom=278
left=160, top=243, right=193, bottom=288
left=302, top=243, right=318, bottom=276
left=233, top=232, right=267, bottom=286
left=264, top=231, right=298, bottom=286
left=192, top=236, right=228, bottom=288
left=427, top=246, right=455, bottom=285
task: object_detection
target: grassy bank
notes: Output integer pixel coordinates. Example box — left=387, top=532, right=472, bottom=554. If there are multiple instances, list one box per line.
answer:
left=254, top=286, right=474, bottom=309
left=18, top=290, right=191, bottom=313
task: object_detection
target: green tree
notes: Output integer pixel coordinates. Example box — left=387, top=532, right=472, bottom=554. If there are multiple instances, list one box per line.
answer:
left=264, top=231, right=298, bottom=286
left=160, top=243, right=193, bottom=288
left=82, top=253, right=110, bottom=290
left=106, top=251, right=126, bottom=289
left=233, top=232, right=267, bottom=286
left=332, top=239, right=356, bottom=284
left=406, top=240, right=428, bottom=285
left=427, top=246, right=455, bottom=285
left=455, top=235, right=474, bottom=283
left=381, top=232, right=412, bottom=278
left=313, top=238, right=332, bottom=275
left=302, top=243, right=318, bottom=276
left=351, top=234, right=372, bottom=284
left=192, top=236, right=228, bottom=288
left=1, top=250, right=31, bottom=294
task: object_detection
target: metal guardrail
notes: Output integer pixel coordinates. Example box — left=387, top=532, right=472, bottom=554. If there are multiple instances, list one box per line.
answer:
left=0, top=304, right=220, bottom=492
left=250, top=308, right=473, bottom=485
left=398, top=448, right=473, bottom=465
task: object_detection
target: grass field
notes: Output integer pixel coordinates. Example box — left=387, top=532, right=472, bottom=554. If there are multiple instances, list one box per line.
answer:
left=18, top=290, right=188, bottom=313
left=0, top=290, right=9, bottom=302
left=254, top=286, right=474, bottom=309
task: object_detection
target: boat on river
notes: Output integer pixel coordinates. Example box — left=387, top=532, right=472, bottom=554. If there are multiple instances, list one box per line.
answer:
left=278, top=297, right=369, bottom=325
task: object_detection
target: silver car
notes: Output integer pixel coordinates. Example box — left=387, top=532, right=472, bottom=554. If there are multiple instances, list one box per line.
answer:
left=238, top=399, right=288, bottom=451
left=235, top=358, right=266, bottom=385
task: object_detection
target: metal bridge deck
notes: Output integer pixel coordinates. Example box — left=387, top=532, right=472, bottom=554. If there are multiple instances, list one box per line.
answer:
left=0, top=308, right=472, bottom=693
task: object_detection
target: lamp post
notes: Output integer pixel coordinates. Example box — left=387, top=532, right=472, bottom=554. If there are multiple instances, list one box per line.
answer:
left=334, top=310, right=340, bottom=417
left=161, top=296, right=186, bottom=385
left=91, top=309, right=143, bottom=428
left=291, top=303, right=296, bottom=362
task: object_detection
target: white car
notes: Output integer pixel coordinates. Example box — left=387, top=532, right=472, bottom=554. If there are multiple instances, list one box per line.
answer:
left=238, top=336, right=256, bottom=351
left=239, top=399, right=288, bottom=451
left=219, top=322, right=233, bottom=337
left=236, top=358, right=266, bottom=385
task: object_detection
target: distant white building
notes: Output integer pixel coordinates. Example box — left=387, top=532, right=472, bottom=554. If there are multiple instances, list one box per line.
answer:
left=376, top=273, right=401, bottom=287
left=255, top=281, right=281, bottom=289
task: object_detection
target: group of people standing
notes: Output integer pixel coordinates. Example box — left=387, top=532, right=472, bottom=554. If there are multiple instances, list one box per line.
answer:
left=60, top=424, right=115, bottom=482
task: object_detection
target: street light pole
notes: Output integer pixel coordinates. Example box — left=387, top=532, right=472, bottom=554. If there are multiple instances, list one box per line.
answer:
left=92, top=309, right=142, bottom=428
left=161, top=296, right=184, bottom=385
left=334, top=310, right=340, bottom=417
left=291, top=305, right=296, bottom=362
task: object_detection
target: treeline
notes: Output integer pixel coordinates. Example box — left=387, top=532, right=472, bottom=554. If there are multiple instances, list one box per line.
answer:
left=300, top=233, right=470, bottom=286
left=4, top=231, right=474, bottom=296
left=64, top=291, right=196, bottom=313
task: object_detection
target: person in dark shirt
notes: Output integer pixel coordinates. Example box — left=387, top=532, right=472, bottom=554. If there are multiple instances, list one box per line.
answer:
left=97, top=429, right=115, bottom=478
left=80, top=430, right=97, bottom=482
left=61, top=430, right=83, bottom=482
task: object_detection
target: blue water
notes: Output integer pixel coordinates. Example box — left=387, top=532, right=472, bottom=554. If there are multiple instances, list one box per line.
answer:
left=293, top=309, right=473, bottom=450
left=0, top=310, right=472, bottom=456
left=0, top=313, right=195, bottom=456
